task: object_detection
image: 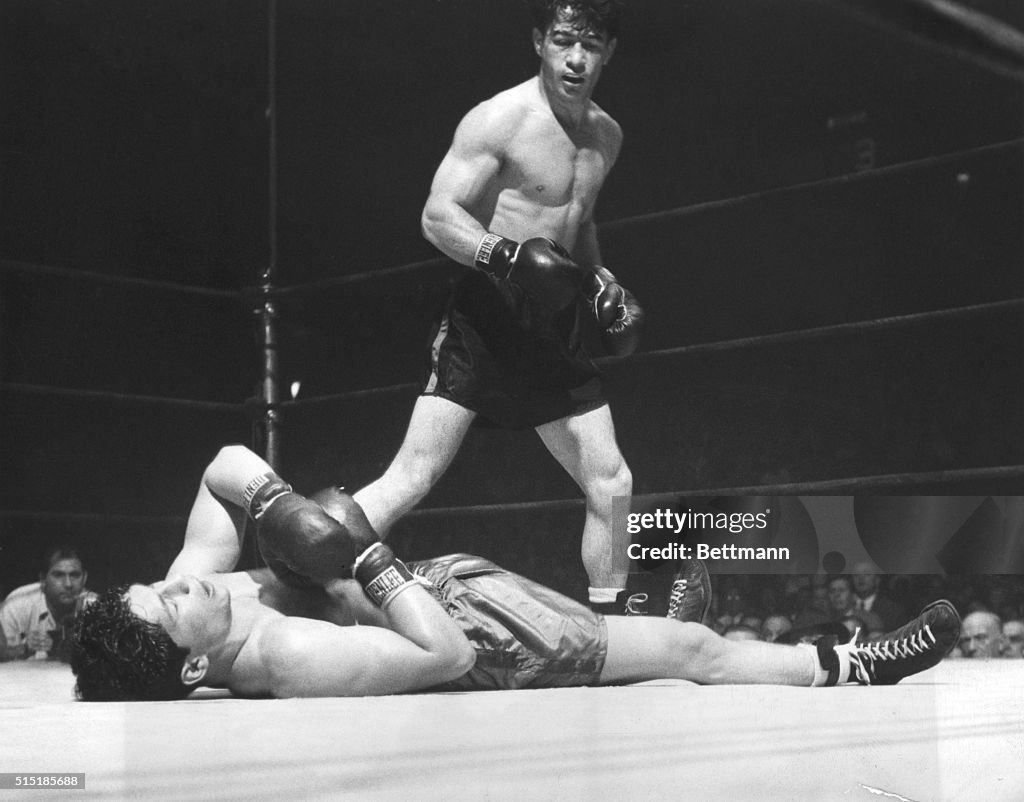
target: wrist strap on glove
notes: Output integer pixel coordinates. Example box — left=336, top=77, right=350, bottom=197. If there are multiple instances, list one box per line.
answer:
left=354, top=542, right=417, bottom=608
left=243, top=472, right=293, bottom=520
left=474, top=233, right=519, bottom=279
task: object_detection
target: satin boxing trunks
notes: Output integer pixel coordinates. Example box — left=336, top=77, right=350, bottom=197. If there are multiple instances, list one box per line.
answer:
left=409, top=554, right=609, bottom=691
left=422, top=267, right=605, bottom=429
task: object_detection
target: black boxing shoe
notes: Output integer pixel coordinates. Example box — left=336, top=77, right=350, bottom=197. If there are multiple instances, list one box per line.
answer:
left=836, top=600, right=961, bottom=685
left=665, top=559, right=711, bottom=624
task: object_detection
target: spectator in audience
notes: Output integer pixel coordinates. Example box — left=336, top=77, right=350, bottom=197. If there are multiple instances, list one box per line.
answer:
left=959, top=610, right=1004, bottom=659
left=827, top=575, right=857, bottom=621
left=0, top=545, right=96, bottom=662
left=850, top=561, right=907, bottom=631
left=1001, top=619, right=1024, bottom=658
left=792, top=578, right=832, bottom=630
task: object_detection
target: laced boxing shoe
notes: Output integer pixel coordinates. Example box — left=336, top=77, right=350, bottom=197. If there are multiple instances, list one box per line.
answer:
left=816, top=599, right=961, bottom=686
left=665, top=559, right=712, bottom=624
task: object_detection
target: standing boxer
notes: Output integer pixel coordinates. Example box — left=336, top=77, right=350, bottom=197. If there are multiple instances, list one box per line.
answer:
left=71, top=445, right=960, bottom=700
left=353, top=0, right=644, bottom=614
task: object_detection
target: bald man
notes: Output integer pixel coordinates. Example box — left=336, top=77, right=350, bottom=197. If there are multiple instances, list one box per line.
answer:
left=960, top=611, right=1005, bottom=659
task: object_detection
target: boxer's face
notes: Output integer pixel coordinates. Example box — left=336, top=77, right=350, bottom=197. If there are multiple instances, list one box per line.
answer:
left=533, top=10, right=615, bottom=103
left=126, top=576, right=231, bottom=656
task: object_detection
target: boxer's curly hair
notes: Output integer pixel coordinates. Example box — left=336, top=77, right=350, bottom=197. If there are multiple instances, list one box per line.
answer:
left=528, top=0, right=625, bottom=40
left=70, top=585, right=191, bottom=701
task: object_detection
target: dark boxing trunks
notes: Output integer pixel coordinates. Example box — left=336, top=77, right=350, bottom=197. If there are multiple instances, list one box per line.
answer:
left=423, top=266, right=605, bottom=429
left=410, top=554, right=608, bottom=691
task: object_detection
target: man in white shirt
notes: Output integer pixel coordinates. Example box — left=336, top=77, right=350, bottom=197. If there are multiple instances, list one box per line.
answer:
left=0, top=545, right=95, bottom=661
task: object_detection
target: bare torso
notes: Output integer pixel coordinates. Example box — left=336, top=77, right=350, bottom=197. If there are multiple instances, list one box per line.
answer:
left=195, top=569, right=388, bottom=696
left=428, top=77, right=621, bottom=260
left=487, top=82, right=617, bottom=249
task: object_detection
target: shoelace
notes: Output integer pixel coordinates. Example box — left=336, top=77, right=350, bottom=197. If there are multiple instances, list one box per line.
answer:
left=665, top=580, right=687, bottom=618
left=625, top=593, right=649, bottom=616
left=847, top=625, right=937, bottom=684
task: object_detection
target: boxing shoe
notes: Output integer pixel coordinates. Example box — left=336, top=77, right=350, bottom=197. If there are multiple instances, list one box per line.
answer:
left=665, top=559, right=711, bottom=624
left=816, top=600, right=961, bottom=686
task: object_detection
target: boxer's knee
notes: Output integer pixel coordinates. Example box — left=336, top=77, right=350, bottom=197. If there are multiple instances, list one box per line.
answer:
left=583, top=455, right=632, bottom=506
left=681, top=625, right=739, bottom=683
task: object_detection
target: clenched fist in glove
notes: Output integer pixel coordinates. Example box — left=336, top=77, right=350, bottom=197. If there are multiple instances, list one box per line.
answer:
left=474, top=233, right=583, bottom=311
left=582, top=266, right=645, bottom=357
left=245, top=473, right=360, bottom=587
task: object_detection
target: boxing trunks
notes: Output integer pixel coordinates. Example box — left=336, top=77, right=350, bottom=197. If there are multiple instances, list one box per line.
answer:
left=422, top=266, right=605, bottom=429
left=409, top=554, right=608, bottom=691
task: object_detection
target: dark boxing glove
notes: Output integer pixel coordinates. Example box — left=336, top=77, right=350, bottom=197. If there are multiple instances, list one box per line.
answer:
left=474, top=233, right=582, bottom=310
left=309, top=486, right=380, bottom=566
left=582, top=266, right=646, bottom=357
left=353, top=542, right=418, bottom=609
left=245, top=473, right=357, bottom=587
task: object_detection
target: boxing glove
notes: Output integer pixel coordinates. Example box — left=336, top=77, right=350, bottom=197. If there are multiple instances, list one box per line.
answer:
left=246, top=474, right=358, bottom=587
left=474, top=233, right=582, bottom=311
left=582, top=266, right=645, bottom=357
left=353, top=542, right=418, bottom=609
left=309, top=486, right=380, bottom=563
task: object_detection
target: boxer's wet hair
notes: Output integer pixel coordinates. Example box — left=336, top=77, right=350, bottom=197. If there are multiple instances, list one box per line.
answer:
left=70, top=585, right=191, bottom=702
left=527, top=0, right=624, bottom=40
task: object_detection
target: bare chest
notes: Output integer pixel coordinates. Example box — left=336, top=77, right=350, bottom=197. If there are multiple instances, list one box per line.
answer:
left=502, top=119, right=610, bottom=208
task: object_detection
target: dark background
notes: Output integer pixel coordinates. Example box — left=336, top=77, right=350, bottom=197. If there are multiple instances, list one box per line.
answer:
left=1, top=0, right=1022, bottom=598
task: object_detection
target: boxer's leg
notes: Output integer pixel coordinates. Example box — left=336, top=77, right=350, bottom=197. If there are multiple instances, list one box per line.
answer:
left=601, top=598, right=960, bottom=687
left=354, top=395, right=476, bottom=537
left=600, top=616, right=815, bottom=686
left=536, top=403, right=632, bottom=602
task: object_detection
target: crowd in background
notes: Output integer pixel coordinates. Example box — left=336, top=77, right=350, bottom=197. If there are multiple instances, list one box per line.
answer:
left=702, top=564, right=1024, bottom=658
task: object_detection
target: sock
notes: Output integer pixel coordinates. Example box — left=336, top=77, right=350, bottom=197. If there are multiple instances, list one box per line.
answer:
left=588, top=586, right=624, bottom=605
left=589, top=588, right=631, bottom=616
left=803, top=639, right=851, bottom=686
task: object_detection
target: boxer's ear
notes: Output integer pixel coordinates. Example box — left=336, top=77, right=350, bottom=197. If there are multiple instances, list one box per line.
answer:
left=180, top=655, right=209, bottom=687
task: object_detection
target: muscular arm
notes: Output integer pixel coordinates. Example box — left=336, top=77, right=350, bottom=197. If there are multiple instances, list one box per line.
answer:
left=166, top=445, right=274, bottom=579
left=262, top=582, right=476, bottom=697
left=421, top=102, right=509, bottom=266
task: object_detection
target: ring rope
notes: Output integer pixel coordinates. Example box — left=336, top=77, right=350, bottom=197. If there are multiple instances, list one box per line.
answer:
left=275, top=297, right=1023, bottom=408
left=2, top=139, right=1019, bottom=297
left=0, top=511, right=186, bottom=524
left=261, top=137, right=1024, bottom=294
left=0, top=382, right=242, bottom=411
left=403, top=464, right=1024, bottom=521
left=0, top=257, right=237, bottom=298
left=599, top=137, right=1024, bottom=234
left=815, top=0, right=1024, bottom=83
left=2, top=465, right=1019, bottom=527
left=618, top=297, right=1024, bottom=367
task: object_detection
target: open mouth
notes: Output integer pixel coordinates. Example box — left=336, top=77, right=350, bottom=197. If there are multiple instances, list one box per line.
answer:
left=563, top=74, right=585, bottom=86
